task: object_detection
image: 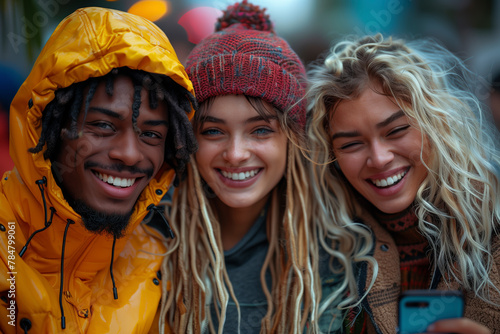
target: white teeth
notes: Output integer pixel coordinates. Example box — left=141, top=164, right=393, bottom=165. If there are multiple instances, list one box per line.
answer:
left=221, top=169, right=259, bottom=181
left=95, top=172, right=136, bottom=188
left=372, top=170, right=407, bottom=188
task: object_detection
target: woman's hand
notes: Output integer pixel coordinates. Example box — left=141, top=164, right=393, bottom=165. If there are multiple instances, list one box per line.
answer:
left=425, top=318, right=490, bottom=334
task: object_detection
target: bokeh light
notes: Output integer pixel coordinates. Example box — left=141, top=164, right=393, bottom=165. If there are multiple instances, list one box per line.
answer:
left=128, top=0, right=169, bottom=22
left=178, top=7, right=222, bottom=44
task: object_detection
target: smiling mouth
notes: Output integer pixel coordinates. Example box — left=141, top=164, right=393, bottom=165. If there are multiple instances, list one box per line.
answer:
left=220, top=169, right=260, bottom=181
left=93, top=171, right=137, bottom=188
left=370, top=168, right=408, bottom=188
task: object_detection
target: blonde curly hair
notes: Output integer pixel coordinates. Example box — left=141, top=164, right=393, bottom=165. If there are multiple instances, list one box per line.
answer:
left=306, top=33, right=500, bottom=303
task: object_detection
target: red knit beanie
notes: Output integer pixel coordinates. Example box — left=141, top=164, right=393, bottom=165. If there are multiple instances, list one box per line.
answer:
left=185, top=0, right=306, bottom=128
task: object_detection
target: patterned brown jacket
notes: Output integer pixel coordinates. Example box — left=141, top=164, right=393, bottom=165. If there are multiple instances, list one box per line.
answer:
left=355, top=211, right=500, bottom=334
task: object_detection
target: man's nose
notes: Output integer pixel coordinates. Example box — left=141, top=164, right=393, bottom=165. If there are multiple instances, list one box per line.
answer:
left=108, top=131, right=145, bottom=166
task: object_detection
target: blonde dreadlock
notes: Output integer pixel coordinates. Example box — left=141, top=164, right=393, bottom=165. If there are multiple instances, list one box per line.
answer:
left=158, top=96, right=374, bottom=333
left=158, top=1, right=375, bottom=331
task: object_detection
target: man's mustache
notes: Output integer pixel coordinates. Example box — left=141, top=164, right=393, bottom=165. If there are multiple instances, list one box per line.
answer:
left=84, top=161, right=155, bottom=178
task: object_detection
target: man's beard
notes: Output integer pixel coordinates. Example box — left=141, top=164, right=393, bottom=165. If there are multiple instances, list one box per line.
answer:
left=67, top=197, right=134, bottom=239
left=51, top=162, right=150, bottom=239
left=57, top=180, right=134, bottom=239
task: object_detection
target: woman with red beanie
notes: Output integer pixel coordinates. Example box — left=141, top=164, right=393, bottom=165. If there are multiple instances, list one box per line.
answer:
left=156, top=1, right=374, bottom=333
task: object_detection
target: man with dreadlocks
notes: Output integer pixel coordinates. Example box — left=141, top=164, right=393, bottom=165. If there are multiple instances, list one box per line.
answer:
left=0, top=7, right=197, bottom=333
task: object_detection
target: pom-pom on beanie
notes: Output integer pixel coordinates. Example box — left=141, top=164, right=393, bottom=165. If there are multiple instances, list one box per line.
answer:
left=185, top=0, right=306, bottom=128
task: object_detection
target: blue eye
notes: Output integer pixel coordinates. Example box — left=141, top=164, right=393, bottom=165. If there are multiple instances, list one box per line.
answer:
left=253, top=127, right=273, bottom=135
left=201, top=128, right=223, bottom=136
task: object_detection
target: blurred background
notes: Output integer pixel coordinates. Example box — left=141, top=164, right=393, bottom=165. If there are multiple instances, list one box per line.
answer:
left=1, top=0, right=500, bottom=175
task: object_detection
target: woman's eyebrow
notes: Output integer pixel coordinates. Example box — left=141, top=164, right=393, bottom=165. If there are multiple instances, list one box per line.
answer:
left=202, top=116, right=224, bottom=124
left=245, top=115, right=277, bottom=124
left=376, top=110, right=405, bottom=129
left=201, top=115, right=278, bottom=125
left=331, top=110, right=405, bottom=141
left=331, top=130, right=361, bottom=141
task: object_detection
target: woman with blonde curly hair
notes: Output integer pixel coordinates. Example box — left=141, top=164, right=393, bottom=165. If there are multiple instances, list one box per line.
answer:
left=155, top=2, right=374, bottom=333
left=306, top=34, right=500, bottom=333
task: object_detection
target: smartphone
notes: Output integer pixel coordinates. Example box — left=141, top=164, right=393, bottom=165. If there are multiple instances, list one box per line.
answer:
left=398, top=290, right=464, bottom=334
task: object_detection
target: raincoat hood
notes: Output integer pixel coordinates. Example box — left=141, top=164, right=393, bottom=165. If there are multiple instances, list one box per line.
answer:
left=10, top=6, right=194, bottom=224
left=0, top=7, right=194, bottom=333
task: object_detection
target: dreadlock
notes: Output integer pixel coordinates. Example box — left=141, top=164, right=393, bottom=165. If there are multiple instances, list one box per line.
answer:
left=29, top=67, right=198, bottom=184
left=157, top=93, right=376, bottom=333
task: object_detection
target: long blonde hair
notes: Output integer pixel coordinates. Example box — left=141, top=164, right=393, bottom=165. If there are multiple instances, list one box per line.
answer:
left=158, top=94, right=374, bottom=333
left=306, top=34, right=500, bottom=303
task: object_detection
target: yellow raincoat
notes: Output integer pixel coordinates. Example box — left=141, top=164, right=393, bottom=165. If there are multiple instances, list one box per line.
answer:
left=0, top=7, right=194, bottom=333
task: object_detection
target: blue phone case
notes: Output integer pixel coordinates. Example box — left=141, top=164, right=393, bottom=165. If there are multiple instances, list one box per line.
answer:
left=398, top=290, right=464, bottom=334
